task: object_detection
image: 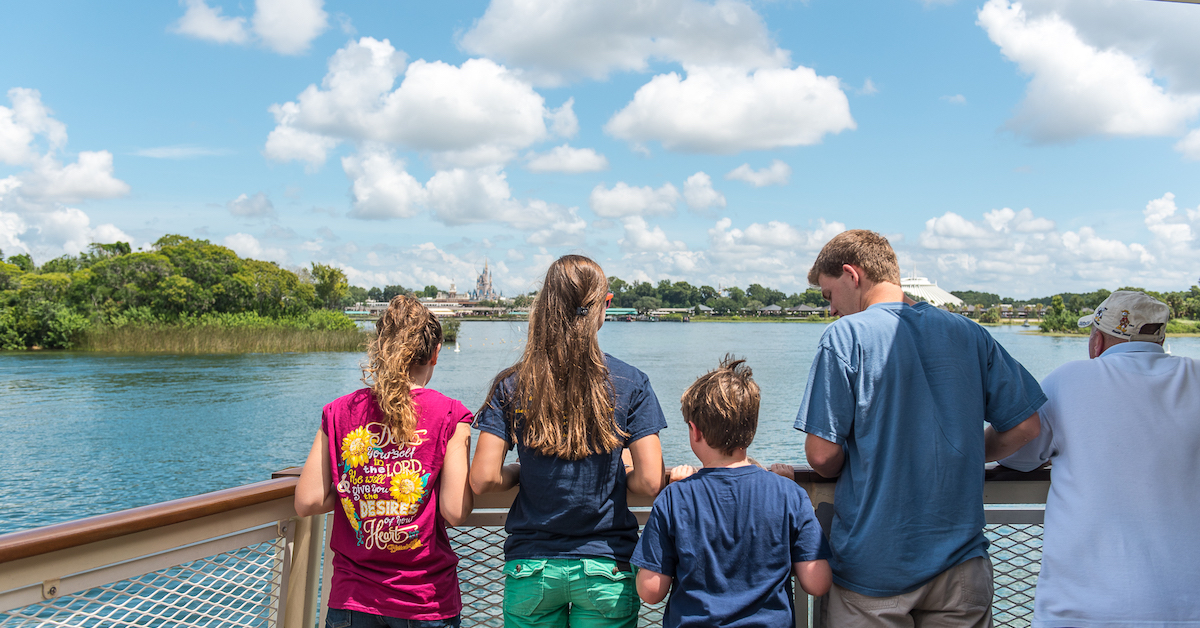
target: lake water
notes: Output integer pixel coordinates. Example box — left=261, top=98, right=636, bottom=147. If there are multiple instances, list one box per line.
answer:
left=3, top=321, right=1198, bottom=534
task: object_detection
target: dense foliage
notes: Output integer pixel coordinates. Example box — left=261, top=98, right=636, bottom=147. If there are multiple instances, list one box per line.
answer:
left=1037, top=287, right=1200, bottom=334
left=606, top=277, right=828, bottom=313
left=0, top=236, right=355, bottom=350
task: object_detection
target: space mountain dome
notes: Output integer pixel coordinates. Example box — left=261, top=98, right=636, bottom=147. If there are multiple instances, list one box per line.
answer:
left=900, top=273, right=964, bottom=307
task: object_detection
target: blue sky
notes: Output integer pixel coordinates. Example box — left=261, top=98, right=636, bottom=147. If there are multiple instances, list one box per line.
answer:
left=2, top=0, right=1199, bottom=298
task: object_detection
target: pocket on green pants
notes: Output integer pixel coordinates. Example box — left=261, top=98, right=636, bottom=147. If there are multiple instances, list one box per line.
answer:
left=581, top=558, right=637, bottom=619
left=504, top=559, right=547, bottom=616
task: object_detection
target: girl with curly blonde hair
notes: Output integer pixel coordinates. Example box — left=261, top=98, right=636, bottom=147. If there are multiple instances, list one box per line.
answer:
left=297, top=295, right=473, bottom=628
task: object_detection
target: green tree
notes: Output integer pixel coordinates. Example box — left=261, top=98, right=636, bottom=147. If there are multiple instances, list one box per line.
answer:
left=633, top=296, right=661, bottom=312
left=383, top=284, right=411, bottom=300
left=343, top=285, right=369, bottom=308
left=311, top=263, right=349, bottom=309
left=7, top=253, right=34, bottom=272
left=421, top=285, right=439, bottom=298
left=367, top=287, right=383, bottom=301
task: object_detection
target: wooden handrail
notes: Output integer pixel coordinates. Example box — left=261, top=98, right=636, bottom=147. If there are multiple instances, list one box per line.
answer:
left=0, top=476, right=298, bottom=565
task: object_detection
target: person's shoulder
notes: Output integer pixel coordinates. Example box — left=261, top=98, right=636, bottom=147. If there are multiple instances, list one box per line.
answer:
left=604, top=353, right=650, bottom=382
left=326, top=388, right=373, bottom=412
left=414, top=388, right=472, bottom=415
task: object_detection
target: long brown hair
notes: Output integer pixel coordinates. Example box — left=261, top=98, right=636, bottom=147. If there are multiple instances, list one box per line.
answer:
left=483, top=254, right=625, bottom=460
left=363, top=294, right=442, bottom=447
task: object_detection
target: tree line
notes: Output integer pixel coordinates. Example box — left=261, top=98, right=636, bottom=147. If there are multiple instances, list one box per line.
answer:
left=0, top=236, right=355, bottom=350
left=5, top=236, right=1198, bottom=349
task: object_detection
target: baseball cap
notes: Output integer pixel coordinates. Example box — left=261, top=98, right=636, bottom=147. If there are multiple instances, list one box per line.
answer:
left=1077, top=290, right=1169, bottom=343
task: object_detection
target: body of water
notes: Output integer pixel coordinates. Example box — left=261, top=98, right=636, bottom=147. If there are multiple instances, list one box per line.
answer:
left=3, top=321, right=1198, bottom=534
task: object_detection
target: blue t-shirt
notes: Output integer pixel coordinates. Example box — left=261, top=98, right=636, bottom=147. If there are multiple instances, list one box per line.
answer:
left=795, top=302, right=1046, bottom=596
left=473, top=353, right=667, bottom=561
left=631, top=466, right=830, bottom=628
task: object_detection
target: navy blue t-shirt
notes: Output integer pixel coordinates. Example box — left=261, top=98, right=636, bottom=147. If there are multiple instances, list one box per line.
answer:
left=473, top=353, right=667, bottom=561
left=631, top=466, right=830, bottom=628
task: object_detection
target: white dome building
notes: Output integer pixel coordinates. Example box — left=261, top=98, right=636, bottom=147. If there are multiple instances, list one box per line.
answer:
left=901, top=274, right=964, bottom=307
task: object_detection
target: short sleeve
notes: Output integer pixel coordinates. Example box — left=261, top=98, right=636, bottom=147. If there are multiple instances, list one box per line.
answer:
left=982, top=335, right=1048, bottom=432
left=794, top=343, right=856, bottom=445
left=1000, top=377, right=1059, bottom=471
left=472, top=381, right=513, bottom=449
left=789, top=486, right=831, bottom=563
left=630, top=495, right=677, bottom=576
left=624, top=372, right=667, bottom=444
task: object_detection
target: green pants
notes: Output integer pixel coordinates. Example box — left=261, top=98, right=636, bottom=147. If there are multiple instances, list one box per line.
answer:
left=502, top=558, right=639, bottom=628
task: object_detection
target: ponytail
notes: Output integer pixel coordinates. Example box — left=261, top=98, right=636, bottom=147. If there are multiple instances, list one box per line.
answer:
left=363, top=295, right=443, bottom=447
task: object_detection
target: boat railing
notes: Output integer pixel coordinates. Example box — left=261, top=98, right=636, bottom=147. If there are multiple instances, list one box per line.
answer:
left=0, top=465, right=1050, bottom=628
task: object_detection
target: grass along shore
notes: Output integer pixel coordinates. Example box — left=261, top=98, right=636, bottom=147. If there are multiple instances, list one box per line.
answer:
left=78, top=324, right=368, bottom=353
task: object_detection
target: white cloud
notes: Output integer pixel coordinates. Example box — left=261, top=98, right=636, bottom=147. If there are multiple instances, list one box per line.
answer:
left=619, top=217, right=687, bottom=254
left=0, top=89, right=135, bottom=263
left=0, top=205, right=132, bottom=263
left=171, top=0, right=326, bottom=55
left=525, top=144, right=609, bottom=173
left=342, top=149, right=426, bottom=220
left=252, top=0, right=327, bottom=55
left=265, top=38, right=554, bottom=168
left=942, top=94, right=966, bottom=105
left=912, top=199, right=1200, bottom=296
left=725, top=160, right=791, bottom=187
left=15, top=153, right=130, bottom=203
left=171, top=0, right=249, bottom=45
left=858, top=78, right=879, bottom=96
left=424, top=168, right=587, bottom=242
left=548, top=98, right=578, bottom=138
left=1143, top=192, right=1196, bottom=250
left=1, top=88, right=67, bottom=166
left=1014, top=0, right=1200, bottom=93
left=590, top=181, right=680, bottom=218
left=682, top=172, right=725, bottom=210
left=223, top=232, right=288, bottom=264
left=227, top=192, right=276, bottom=218
left=978, top=0, right=1200, bottom=143
left=459, top=0, right=789, bottom=86
left=1177, top=129, right=1200, bottom=161
left=606, top=66, right=854, bottom=153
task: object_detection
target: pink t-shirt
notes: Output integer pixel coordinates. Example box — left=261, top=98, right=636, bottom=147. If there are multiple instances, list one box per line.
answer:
left=322, top=387, right=473, bottom=620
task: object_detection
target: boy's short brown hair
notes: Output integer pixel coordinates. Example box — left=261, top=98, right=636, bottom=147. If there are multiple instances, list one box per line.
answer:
left=681, top=356, right=760, bottom=456
left=807, top=229, right=901, bottom=286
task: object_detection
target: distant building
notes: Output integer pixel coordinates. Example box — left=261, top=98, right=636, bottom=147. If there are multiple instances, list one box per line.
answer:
left=900, top=273, right=964, bottom=307
left=471, top=260, right=499, bottom=301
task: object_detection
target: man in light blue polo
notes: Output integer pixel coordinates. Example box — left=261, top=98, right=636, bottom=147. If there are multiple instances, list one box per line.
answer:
left=795, top=229, right=1046, bottom=627
left=1002, top=290, right=1200, bottom=627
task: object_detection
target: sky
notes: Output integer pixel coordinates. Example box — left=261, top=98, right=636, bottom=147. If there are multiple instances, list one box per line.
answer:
left=2, top=0, right=1199, bottom=299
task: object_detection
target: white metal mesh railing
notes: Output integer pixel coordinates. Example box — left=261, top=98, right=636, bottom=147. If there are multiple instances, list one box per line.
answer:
left=0, top=539, right=285, bottom=628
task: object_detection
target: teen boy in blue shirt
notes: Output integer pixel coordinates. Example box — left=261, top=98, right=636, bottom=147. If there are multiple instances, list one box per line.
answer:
left=632, top=357, right=832, bottom=628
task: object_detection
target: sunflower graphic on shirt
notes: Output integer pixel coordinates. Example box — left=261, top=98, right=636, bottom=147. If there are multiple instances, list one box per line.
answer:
left=390, top=469, right=431, bottom=516
left=341, top=426, right=376, bottom=470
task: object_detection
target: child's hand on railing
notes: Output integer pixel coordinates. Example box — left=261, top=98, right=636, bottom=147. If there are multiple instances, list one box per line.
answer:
left=668, top=465, right=697, bottom=482
left=768, top=463, right=795, bottom=481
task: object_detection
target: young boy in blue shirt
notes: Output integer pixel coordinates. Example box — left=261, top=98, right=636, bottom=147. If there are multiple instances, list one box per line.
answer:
left=631, top=357, right=832, bottom=628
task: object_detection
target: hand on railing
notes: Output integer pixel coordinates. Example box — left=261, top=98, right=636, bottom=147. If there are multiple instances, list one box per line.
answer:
left=768, top=463, right=795, bottom=481
left=668, top=465, right=697, bottom=482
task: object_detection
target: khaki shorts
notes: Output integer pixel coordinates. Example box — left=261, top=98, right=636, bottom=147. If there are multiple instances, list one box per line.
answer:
left=822, top=556, right=994, bottom=628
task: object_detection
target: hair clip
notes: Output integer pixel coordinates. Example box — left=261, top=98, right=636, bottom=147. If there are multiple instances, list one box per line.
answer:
left=576, top=306, right=589, bottom=316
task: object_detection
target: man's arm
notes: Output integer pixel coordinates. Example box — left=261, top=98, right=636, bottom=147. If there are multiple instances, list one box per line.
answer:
left=805, top=434, right=845, bottom=478
left=794, top=559, right=832, bottom=597
left=985, top=412, right=1041, bottom=462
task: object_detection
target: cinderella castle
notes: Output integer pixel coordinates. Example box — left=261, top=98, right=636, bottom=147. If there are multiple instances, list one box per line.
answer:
left=470, top=259, right=500, bottom=301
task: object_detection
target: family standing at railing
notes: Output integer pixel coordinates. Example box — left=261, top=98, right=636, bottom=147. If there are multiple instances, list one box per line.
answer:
left=296, top=231, right=1200, bottom=628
